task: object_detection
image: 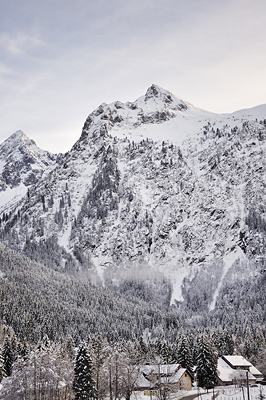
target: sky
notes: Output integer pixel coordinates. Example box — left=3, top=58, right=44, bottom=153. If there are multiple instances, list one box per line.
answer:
left=0, top=0, right=266, bottom=153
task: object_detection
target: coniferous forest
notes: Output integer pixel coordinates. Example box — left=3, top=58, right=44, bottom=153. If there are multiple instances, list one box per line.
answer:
left=0, top=240, right=265, bottom=398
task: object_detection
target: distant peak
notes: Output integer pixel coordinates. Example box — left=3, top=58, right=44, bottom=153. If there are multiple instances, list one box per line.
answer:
left=10, top=130, right=26, bottom=139
left=7, top=130, right=35, bottom=144
left=2, top=130, right=24, bottom=144
left=142, top=84, right=190, bottom=112
left=146, top=84, right=162, bottom=95
left=144, top=84, right=173, bottom=102
left=1, top=130, right=38, bottom=151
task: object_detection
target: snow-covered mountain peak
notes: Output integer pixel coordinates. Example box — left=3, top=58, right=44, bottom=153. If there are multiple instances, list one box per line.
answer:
left=0, top=130, right=56, bottom=165
left=144, top=83, right=172, bottom=99
left=9, top=129, right=26, bottom=139
left=80, top=85, right=213, bottom=147
left=1, top=130, right=35, bottom=153
left=141, top=84, right=190, bottom=112
left=0, top=130, right=59, bottom=212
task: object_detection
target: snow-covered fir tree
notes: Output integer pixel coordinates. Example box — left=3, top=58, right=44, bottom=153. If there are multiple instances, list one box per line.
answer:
left=73, top=344, right=97, bottom=400
left=2, top=335, right=14, bottom=377
left=176, top=334, right=193, bottom=374
left=196, top=334, right=218, bottom=390
left=0, top=350, right=5, bottom=382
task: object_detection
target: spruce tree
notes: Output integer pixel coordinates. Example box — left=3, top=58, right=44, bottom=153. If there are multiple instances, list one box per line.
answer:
left=0, top=350, right=6, bottom=382
left=36, top=334, right=51, bottom=353
left=223, top=330, right=234, bottom=355
left=212, top=330, right=234, bottom=356
left=66, top=335, right=76, bottom=360
left=212, top=331, right=222, bottom=356
left=137, top=337, right=148, bottom=360
left=243, top=326, right=253, bottom=359
left=196, top=334, right=218, bottom=390
left=73, top=344, right=97, bottom=400
left=17, top=338, right=30, bottom=359
left=176, top=334, right=193, bottom=374
left=2, top=335, right=14, bottom=377
left=254, top=325, right=266, bottom=353
left=161, top=340, right=174, bottom=364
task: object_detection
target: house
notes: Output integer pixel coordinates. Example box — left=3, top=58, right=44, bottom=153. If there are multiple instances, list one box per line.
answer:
left=217, top=355, right=264, bottom=386
left=135, top=364, right=193, bottom=394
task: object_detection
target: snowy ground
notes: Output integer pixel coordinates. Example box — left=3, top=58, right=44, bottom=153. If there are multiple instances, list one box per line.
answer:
left=209, top=385, right=264, bottom=400
left=132, top=385, right=265, bottom=400
left=0, top=382, right=264, bottom=399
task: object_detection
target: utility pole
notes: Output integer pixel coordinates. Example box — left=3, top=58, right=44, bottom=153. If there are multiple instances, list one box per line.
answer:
left=246, top=371, right=250, bottom=400
left=242, top=385, right=245, bottom=400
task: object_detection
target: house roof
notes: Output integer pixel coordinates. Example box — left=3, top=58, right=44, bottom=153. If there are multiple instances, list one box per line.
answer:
left=250, top=365, right=264, bottom=377
left=140, top=364, right=181, bottom=376
left=135, top=373, right=155, bottom=389
left=218, top=357, right=235, bottom=382
left=222, top=355, right=252, bottom=368
left=218, top=358, right=255, bottom=383
left=159, top=368, right=187, bottom=385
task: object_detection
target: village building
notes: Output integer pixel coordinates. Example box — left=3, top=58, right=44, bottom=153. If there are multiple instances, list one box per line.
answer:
left=217, top=355, right=264, bottom=386
left=135, top=364, right=193, bottom=395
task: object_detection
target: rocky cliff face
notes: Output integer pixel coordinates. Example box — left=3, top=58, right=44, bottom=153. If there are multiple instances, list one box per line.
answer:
left=1, top=86, right=266, bottom=307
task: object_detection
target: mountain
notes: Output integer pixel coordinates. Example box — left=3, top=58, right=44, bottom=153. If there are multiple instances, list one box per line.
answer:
left=0, top=130, right=59, bottom=213
left=1, top=84, right=266, bottom=313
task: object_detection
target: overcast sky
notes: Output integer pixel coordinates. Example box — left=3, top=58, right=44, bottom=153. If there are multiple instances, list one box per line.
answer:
left=1, top=0, right=266, bottom=153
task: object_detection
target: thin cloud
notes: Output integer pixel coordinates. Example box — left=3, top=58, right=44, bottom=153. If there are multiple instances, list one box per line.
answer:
left=0, top=31, right=44, bottom=57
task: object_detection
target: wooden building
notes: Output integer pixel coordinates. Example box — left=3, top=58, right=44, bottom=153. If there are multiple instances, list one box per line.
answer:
left=135, top=364, right=193, bottom=394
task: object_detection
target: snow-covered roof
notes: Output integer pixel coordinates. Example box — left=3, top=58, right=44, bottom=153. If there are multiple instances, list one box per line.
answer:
left=218, top=358, right=236, bottom=382
left=250, top=365, right=263, bottom=377
left=140, top=364, right=180, bottom=376
left=160, top=368, right=187, bottom=384
left=135, top=373, right=155, bottom=389
left=218, top=358, right=255, bottom=383
left=222, top=355, right=251, bottom=368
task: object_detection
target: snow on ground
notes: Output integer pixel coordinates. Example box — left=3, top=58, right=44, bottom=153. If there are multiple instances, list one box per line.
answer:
left=0, top=184, right=27, bottom=213
left=92, top=255, right=107, bottom=284
left=170, top=266, right=191, bottom=304
left=230, top=104, right=266, bottom=121
left=132, top=384, right=265, bottom=400
left=209, top=247, right=247, bottom=311
left=111, top=111, right=214, bottom=146
left=58, top=224, right=72, bottom=249
left=110, top=96, right=266, bottom=148
left=213, top=385, right=264, bottom=400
